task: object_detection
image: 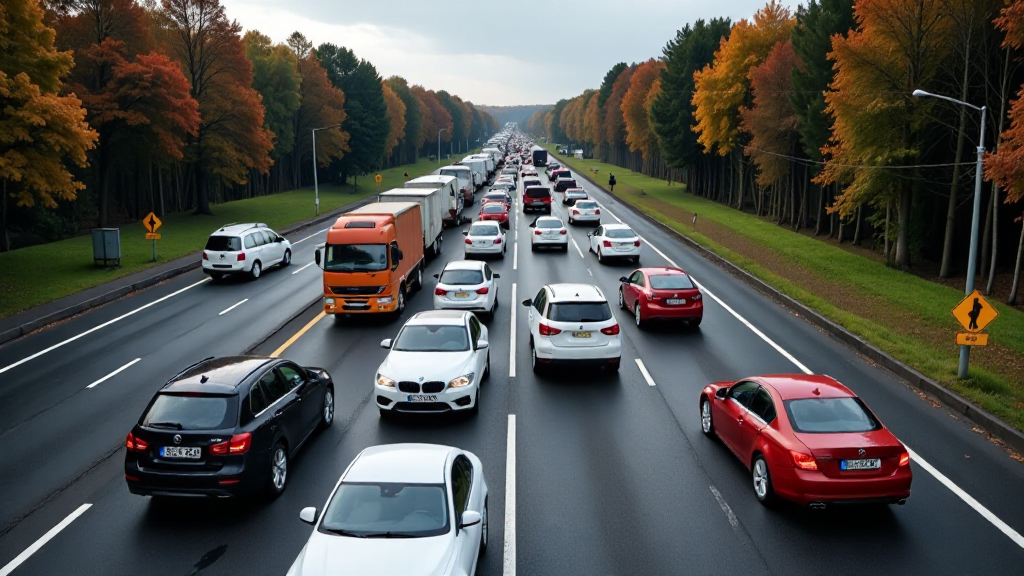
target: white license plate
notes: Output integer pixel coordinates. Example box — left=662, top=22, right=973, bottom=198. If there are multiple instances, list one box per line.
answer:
left=666, top=299, right=684, bottom=305
left=572, top=331, right=591, bottom=338
left=474, top=241, right=488, bottom=246
left=407, top=395, right=438, bottom=402
left=455, top=292, right=469, bottom=298
left=841, top=458, right=881, bottom=470
left=161, top=446, right=201, bottom=459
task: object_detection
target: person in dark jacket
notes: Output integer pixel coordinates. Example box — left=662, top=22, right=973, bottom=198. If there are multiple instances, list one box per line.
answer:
left=608, top=173, right=617, bottom=192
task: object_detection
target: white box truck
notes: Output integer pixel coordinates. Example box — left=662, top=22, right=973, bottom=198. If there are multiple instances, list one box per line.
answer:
left=403, top=174, right=462, bottom=228
left=378, top=186, right=447, bottom=257
left=435, top=166, right=474, bottom=207
left=459, top=157, right=487, bottom=189
left=467, top=153, right=496, bottom=177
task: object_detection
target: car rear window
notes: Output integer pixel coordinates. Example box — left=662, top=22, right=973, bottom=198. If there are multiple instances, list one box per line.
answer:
left=525, top=187, right=550, bottom=199
left=484, top=194, right=507, bottom=201
left=605, top=228, right=634, bottom=239
left=439, top=269, right=484, bottom=285
left=205, top=236, right=241, bottom=251
left=142, top=394, right=238, bottom=430
left=536, top=219, right=562, bottom=229
left=784, top=398, right=882, bottom=433
left=482, top=204, right=506, bottom=214
left=649, top=274, right=695, bottom=290
left=470, top=224, right=500, bottom=236
left=548, top=302, right=612, bottom=322
left=576, top=201, right=598, bottom=209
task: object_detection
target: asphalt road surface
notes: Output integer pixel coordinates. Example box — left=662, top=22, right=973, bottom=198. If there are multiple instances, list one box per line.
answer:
left=1, top=164, right=1024, bottom=575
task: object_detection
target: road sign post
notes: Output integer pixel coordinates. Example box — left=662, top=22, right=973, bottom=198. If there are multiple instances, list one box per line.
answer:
left=951, top=290, right=998, bottom=366
left=143, top=212, right=162, bottom=262
left=375, top=173, right=382, bottom=191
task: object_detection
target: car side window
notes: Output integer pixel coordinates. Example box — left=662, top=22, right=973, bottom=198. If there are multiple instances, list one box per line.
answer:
left=254, top=232, right=268, bottom=246
left=389, top=241, right=399, bottom=271
left=728, top=381, right=760, bottom=408
left=249, top=383, right=268, bottom=416
left=263, top=231, right=277, bottom=244
left=630, top=272, right=644, bottom=286
left=276, top=365, right=305, bottom=391
left=468, top=316, right=482, bottom=346
left=243, top=234, right=257, bottom=249
left=259, top=370, right=287, bottom=406
left=451, top=456, right=473, bottom=516
left=484, top=265, right=493, bottom=281
left=749, top=387, right=777, bottom=423
left=533, top=288, right=546, bottom=315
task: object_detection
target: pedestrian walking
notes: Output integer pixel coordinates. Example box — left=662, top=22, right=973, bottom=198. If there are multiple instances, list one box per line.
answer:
left=608, top=173, right=617, bottom=192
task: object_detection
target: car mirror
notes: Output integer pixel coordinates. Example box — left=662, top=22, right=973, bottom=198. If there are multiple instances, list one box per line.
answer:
left=528, top=221, right=536, bottom=228
left=493, top=273, right=500, bottom=279
left=433, top=274, right=440, bottom=279
left=715, top=387, right=729, bottom=400
left=459, top=510, right=482, bottom=529
left=314, top=249, right=322, bottom=266
left=521, top=298, right=532, bottom=307
left=299, top=507, right=318, bottom=525
left=476, top=339, right=489, bottom=350
left=276, top=237, right=284, bottom=243
left=462, top=230, right=469, bottom=236
left=380, top=339, right=392, bottom=349
left=619, top=277, right=629, bottom=283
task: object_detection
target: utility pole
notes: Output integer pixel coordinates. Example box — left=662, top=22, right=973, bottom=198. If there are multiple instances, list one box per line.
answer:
left=437, top=128, right=447, bottom=165
left=311, top=123, right=342, bottom=216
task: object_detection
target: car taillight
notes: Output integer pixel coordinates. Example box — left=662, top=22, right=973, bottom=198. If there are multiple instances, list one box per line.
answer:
left=600, top=324, right=620, bottom=335
left=125, top=432, right=148, bottom=452
left=493, top=237, right=502, bottom=244
left=435, top=287, right=447, bottom=296
left=559, top=229, right=567, bottom=235
left=538, top=323, right=561, bottom=336
left=534, top=229, right=542, bottom=235
left=203, top=252, right=208, bottom=260
left=603, top=240, right=612, bottom=248
left=634, top=240, right=641, bottom=247
left=790, top=451, right=818, bottom=471
left=237, top=253, right=245, bottom=261
left=595, top=209, right=601, bottom=214
left=465, top=238, right=472, bottom=244
left=572, top=209, right=579, bottom=215
left=693, top=293, right=702, bottom=301
left=476, top=286, right=489, bottom=294
left=210, top=432, right=252, bottom=455
left=898, top=452, right=910, bottom=467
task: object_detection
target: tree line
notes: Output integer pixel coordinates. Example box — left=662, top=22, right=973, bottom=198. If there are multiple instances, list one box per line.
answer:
left=526, top=0, right=1024, bottom=304
left=0, top=0, right=499, bottom=251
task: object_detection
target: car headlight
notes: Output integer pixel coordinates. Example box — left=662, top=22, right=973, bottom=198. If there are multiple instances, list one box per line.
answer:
left=376, top=374, right=396, bottom=388
left=378, top=296, right=394, bottom=304
left=324, top=297, right=335, bottom=305
left=448, top=373, right=475, bottom=388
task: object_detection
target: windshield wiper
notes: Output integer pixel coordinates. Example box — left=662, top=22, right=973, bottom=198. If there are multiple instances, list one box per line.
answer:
left=321, top=528, right=367, bottom=538
left=148, top=421, right=183, bottom=430
left=362, top=532, right=417, bottom=539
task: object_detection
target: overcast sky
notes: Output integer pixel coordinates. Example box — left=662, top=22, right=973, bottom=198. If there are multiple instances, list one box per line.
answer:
left=221, top=0, right=796, bottom=106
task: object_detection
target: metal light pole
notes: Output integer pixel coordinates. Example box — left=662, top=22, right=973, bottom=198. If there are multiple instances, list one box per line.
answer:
left=312, top=124, right=342, bottom=216
left=437, top=128, right=447, bottom=165
left=912, top=89, right=987, bottom=378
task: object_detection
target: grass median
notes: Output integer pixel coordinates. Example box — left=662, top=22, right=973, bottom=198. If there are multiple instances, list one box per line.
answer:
left=545, top=145, right=1024, bottom=434
left=0, top=156, right=461, bottom=319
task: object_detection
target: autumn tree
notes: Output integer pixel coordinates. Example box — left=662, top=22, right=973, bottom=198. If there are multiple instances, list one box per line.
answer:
left=621, top=59, right=665, bottom=161
left=412, top=86, right=452, bottom=157
left=244, top=31, right=301, bottom=167
left=597, top=62, right=627, bottom=108
left=381, top=80, right=407, bottom=162
left=291, top=52, right=349, bottom=189
left=602, top=64, right=635, bottom=165
left=385, top=76, right=421, bottom=164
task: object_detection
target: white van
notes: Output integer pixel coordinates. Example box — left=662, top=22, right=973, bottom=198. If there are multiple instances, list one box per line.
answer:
left=403, top=175, right=462, bottom=226
left=436, top=165, right=474, bottom=206
left=459, top=158, right=487, bottom=189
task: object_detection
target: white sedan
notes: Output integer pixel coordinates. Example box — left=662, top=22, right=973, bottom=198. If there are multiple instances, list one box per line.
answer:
left=529, top=216, right=568, bottom=252
left=463, top=221, right=506, bottom=258
left=433, top=260, right=500, bottom=319
left=588, top=223, right=641, bottom=264
left=375, top=310, right=489, bottom=417
left=287, top=444, right=488, bottom=576
left=568, top=199, right=600, bottom=225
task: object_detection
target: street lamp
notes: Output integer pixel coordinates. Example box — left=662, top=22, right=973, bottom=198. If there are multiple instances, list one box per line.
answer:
left=312, top=124, right=342, bottom=216
left=912, top=89, right=987, bottom=378
left=437, top=128, right=447, bottom=165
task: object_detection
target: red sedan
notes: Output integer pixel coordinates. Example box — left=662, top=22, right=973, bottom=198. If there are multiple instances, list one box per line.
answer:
left=618, top=267, right=703, bottom=328
left=699, top=374, right=912, bottom=508
left=478, top=203, right=510, bottom=228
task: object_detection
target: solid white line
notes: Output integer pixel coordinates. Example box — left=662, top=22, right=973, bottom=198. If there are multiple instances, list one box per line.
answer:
left=513, top=242, right=518, bottom=270
left=588, top=268, right=593, bottom=277
left=709, top=486, right=739, bottom=529
left=86, top=358, right=141, bottom=389
left=218, top=298, right=249, bottom=316
left=570, top=237, right=585, bottom=259
left=0, top=503, right=92, bottom=576
left=598, top=203, right=623, bottom=223
left=291, top=262, right=314, bottom=275
left=509, top=283, right=517, bottom=378
left=292, top=227, right=330, bottom=244
left=503, top=415, right=516, bottom=576
left=634, top=359, right=656, bottom=387
left=0, top=278, right=210, bottom=376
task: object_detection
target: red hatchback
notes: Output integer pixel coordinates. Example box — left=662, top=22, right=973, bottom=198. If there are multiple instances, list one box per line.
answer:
left=618, top=267, right=703, bottom=328
left=699, top=375, right=912, bottom=508
left=479, top=202, right=510, bottom=228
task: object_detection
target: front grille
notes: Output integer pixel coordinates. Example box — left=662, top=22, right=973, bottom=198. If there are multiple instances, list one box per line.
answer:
left=394, top=402, right=451, bottom=413
left=421, top=381, right=446, bottom=393
left=331, top=286, right=385, bottom=295
left=398, top=381, right=419, bottom=393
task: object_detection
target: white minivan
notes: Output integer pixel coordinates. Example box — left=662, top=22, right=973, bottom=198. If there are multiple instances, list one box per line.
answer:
left=202, top=223, right=291, bottom=281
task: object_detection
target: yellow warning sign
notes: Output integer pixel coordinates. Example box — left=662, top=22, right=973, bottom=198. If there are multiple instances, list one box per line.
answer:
left=374, top=174, right=383, bottom=185
left=956, top=333, right=988, bottom=346
left=146, top=233, right=161, bottom=240
left=143, top=212, right=162, bottom=233
left=951, top=289, right=998, bottom=333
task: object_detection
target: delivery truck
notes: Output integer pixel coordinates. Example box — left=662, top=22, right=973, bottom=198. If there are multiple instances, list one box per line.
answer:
left=315, top=202, right=424, bottom=318
left=458, top=158, right=486, bottom=190
left=379, top=185, right=446, bottom=257
left=467, top=153, right=496, bottom=177
left=437, top=165, right=474, bottom=206
left=532, top=147, right=548, bottom=167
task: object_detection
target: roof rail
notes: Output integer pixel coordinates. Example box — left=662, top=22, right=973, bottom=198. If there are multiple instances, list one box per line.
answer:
left=217, top=222, right=240, bottom=231
left=165, top=356, right=215, bottom=386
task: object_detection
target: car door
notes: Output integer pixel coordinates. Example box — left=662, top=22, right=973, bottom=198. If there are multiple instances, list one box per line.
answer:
left=262, top=368, right=303, bottom=452
left=450, top=455, right=479, bottom=573
left=528, top=288, right=547, bottom=338
left=482, top=264, right=496, bottom=309
left=716, top=381, right=759, bottom=458
left=264, top=230, right=284, bottom=264
left=590, top=227, right=602, bottom=252
left=242, top=380, right=276, bottom=461
left=736, top=386, right=774, bottom=460
left=627, top=271, right=645, bottom=311
left=254, top=369, right=290, bottom=448
left=278, top=363, right=320, bottom=438
left=467, top=315, right=486, bottom=376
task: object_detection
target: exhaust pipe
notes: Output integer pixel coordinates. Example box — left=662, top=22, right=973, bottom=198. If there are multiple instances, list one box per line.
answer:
left=808, top=502, right=827, bottom=510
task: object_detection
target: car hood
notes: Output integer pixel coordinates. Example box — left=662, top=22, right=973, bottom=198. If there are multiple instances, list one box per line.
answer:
left=378, top=351, right=476, bottom=382
left=287, top=532, right=456, bottom=576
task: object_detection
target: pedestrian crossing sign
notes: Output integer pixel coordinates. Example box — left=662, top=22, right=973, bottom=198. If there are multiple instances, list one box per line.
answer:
left=951, top=289, right=998, bottom=333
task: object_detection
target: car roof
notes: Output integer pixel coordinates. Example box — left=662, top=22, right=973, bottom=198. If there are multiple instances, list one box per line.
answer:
left=344, top=444, right=456, bottom=484
left=566, top=188, right=587, bottom=194
left=755, top=374, right=855, bottom=400
left=536, top=216, right=562, bottom=223
left=407, top=310, right=470, bottom=325
left=602, top=222, right=632, bottom=231
left=546, top=283, right=605, bottom=302
left=212, top=223, right=267, bottom=236
left=640, top=267, right=685, bottom=275
left=165, top=356, right=275, bottom=394
left=443, top=259, right=485, bottom=271
left=408, top=175, right=455, bottom=184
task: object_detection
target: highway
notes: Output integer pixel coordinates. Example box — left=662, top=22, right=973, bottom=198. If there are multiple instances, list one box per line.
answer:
left=1, top=162, right=1024, bottom=575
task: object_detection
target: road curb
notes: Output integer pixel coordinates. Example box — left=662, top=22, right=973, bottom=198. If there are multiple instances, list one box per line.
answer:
left=0, top=196, right=374, bottom=348
left=563, top=155, right=1024, bottom=456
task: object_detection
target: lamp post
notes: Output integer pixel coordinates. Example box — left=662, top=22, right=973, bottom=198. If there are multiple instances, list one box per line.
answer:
left=912, top=89, right=987, bottom=378
left=437, top=128, right=447, bottom=165
left=312, top=123, right=342, bottom=216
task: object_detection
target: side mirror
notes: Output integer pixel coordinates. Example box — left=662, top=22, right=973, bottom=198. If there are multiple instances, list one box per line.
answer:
left=314, top=249, right=322, bottom=266
left=493, top=273, right=500, bottom=278
left=459, top=510, right=482, bottom=529
left=433, top=274, right=440, bottom=279
left=380, top=339, right=392, bottom=349
left=521, top=299, right=532, bottom=307
left=476, top=339, right=489, bottom=350
left=528, top=221, right=536, bottom=228
left=299, top=507, right=318, bottom=525
left=619, top=277, right=629, bottom=283
left=462, top=230, right=469, bottom=236
left=715, top=387, right=729, bottom=400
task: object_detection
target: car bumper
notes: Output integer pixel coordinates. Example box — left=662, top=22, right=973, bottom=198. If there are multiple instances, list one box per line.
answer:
left=603, top=247, right=640, bottom=258
left=375, top=384, right=478, bottom=413
left=772, top=465, right=913, bottom=506
left=124, top=455, right=264, bottom=498
left=203, top=261, right=248, bottom=274
left=534, top=338, right=621, bottom=362
left=434, top=294, right=489, bottom=311
left=571, top=215, right=600, bottom=223
left=466, top=243, right=503, bottom=255
left=643, top=301, right=703, bottom=320
left=324, top=295, right=399, bottom=314
left=532, top=237, right=568, bottom=246
left=523, top=202, right=551, bottom=212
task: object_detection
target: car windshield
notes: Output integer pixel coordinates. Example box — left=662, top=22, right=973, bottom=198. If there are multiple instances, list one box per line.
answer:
left=568, top=190, right=586, bottom=197
left=536, top=219, right=562, bottom=229
left=439, top=269, right=484, bottom=286
left=439, top=169, right=465, bottom=180
left=784, top=398, right=882, bottom=433
left=320, top=482, right=449, bottom=538
left=576, top=201, right=598, bottom=210
left=548, top=302, right=613, bottom=323
left=205, top=236, right=241, bottom=251
left=142, top=394, right=238, bottom=430
left=470, top=224, right=500, bottom=237
left=482, top=205, right=506, bottom=214
left=649, top=274, right=695, bottom=290
left=393, top=325, right=469, bottom=351
left=325, top=244, right=388, bottom=272
left=605, top=228, right=634, bottom=239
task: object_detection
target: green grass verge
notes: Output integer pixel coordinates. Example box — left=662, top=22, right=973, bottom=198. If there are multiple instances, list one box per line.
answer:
left=546, top=145, right=1024, bottom=432
left=0, top=156, right=462, bottom=319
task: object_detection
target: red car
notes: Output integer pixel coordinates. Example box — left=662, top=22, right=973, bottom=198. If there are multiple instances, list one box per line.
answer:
left=478, top=203, right=510, bottom=228
left=618, top=267, right=703, bottom=328
left=699, top=375, right=912, bottom=508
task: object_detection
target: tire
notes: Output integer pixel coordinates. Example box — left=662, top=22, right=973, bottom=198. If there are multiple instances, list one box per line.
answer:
left=209, top=272, right=224, bottom=282
left=597, top=249, right=604, bottom=264
left=318, top=387, right=334, bottom=430
left=634, top=302, right=644, bottom=329
left=469, top=389, right=480, bottom=416
left=436, top=235, right=443, bottom=255
left=379, top=408, right=395, bottom=421
left=531, top=343, right=543, bottom=375
left=568, top=217, right=574, bottom=225
left=531, top=243, right=537, bottom=252
left=412, top=266, right=423, bottom=292
left=607, top=358, right=620, bottom=372
left=249, top=260, right=262, bottom=280
left=700, top=398, right=715, bottom=437
left=752, top=455, right=777, bottom=506
left=266, top=443, right=288, bottom=498
left=561, top=244, right=568, bottom=252
left=487, top=298, right=497, bottom=321
left=479, top=497, right=489, bottom=556
left=632, top=256, right=640, bottom=265
left=281, top=249, right=291, bottom=267
left=690, top=317, right=703, bottom=328
left=396, top=285, right=407, bottom=316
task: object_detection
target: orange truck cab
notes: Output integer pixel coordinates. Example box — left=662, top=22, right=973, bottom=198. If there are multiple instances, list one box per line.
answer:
left=315, top=202, right=425, bottom=316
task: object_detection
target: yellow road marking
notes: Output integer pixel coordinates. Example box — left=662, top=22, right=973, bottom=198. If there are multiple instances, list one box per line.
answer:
left=272, top=311, right=326, bottom=357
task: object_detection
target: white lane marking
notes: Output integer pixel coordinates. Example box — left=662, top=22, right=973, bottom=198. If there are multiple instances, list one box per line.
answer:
left=291, top=262, right=314, bottom=275
left=635, top=359, right=656, bottom=387
left=570, top=237, right=585, bottom=259
left=0, top=278, right=211, bottom=376
left=218, top=298, right=249, bottom=316
left=503, top=414, right=516, bottom=576
left=513, top=242, right=518, bottom=270
left=0, top=503, right=92, bottom=576
left=588, top=268, right=593, bottom=277
left=86, top=358, right=141, bottom=389
left=292, top=227, right=330, bottom=244
left=709, top=486, right=739, bottom=529
left=509, top=283, right=517, bottom=378
left=598, top=203, right=623, bottom=223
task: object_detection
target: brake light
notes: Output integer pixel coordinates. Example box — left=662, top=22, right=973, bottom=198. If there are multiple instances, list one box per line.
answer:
left=693, top=293, right=702, bottom=301
left=435, top=287, right=447, bottom=296
left=898, top=452, right=910, bottom=467
left=203, top=252, right=208, bottom=260
left=465, top=238, right=472, bottom=244
left=594, top=209, right=601, bottom=215
left=237, top=253, right=245, bottom=261
left=534, top=229, right=542, bottom=235
left=600, top=324, right=620, bottom=335
left=559, top=229, right=567, bottom=235
left=538, top=323, right=562, bottom=336
left=603, top=240, right=612, bottom=248
left=476, top=286, right=489, bottom=294
left=493, top=237, right=502, bottom=244
left=125, top=432, right=148, bottom=452
left=572, top=209, right=579, bottom=215
left=634, top=240, right=641, bottom=247
left=210, top=432, right=252, bottom=455
left=790, top=451, right=818, bottom=471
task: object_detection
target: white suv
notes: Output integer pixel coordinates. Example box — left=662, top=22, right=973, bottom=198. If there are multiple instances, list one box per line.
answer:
left=522, top=283, right=621, bottom=374
left=202, top=223, right=292, bottom=281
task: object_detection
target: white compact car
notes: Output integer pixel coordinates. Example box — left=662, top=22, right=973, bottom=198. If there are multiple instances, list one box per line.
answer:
left=433, top=260, right=500, bottom=319
left=563, top=188, right=588, bottom=206
left=522, top=283, right=621, bottom=374
left=589, top=223, right=641, bottom=264
left=288, top=444, right=488, bottom=576
left=375, top=311, right=489, bottom=417
left=568, top=200, right=601, bottom=225
left=529, top=217, right=568, bottom=252
left=202, top=223, right=291, bottom=281
left=463, top=221, right=506, bottom=259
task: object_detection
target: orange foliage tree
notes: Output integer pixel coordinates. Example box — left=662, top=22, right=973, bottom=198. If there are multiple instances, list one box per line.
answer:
left=381, top=80, right=407, bottom=159
left=740, top=40, right=800, bottom=188
left=291, top=52, right=349, bottom=188
left=621, top=59, right=665, bottom=160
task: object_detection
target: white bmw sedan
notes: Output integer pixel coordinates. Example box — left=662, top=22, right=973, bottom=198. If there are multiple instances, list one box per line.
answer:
left=433, top=260, right=500, bottom=319
left=287, top=444, right=488, bottom=576
left=375, top=311, right=489, bottom=417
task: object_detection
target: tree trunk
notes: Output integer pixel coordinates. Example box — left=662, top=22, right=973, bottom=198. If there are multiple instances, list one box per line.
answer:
left=884, top=202, right=891, bottom=261
left=895, top=186, right=912, bottom=268
left=981, top=186, right=994, bottom=284
left=736, top=150, right=745, bottom=211
left=814, top=185, right=824, bottom=236
left=939, top=37, right=972, bottom=278
left=1009, top=216, right=1024, bottom=305
left=853, top=206, right=863, bottom=246
left=195, top=169, right=212, bottom=215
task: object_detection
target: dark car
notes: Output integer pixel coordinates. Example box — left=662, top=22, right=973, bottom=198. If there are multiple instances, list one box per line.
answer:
left=125, top=356, right=334, bottom=499
left=554, top=178, right=578, bottom=193
left=523, top=186, right=552, bottom=214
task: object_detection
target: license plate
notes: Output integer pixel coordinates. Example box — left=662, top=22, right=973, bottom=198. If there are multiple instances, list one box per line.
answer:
left=407, top=395, right=438, bottom=402
left=161, top=446, right=201, bottom=459
left=666, top=298, right=684, bottom=305
left=474, top=241, right=487, bottom=246
left=530, top=200, right=542, bottom=205
left=455, top=292, right=469, bottom=298
left=572, top=331, right=591, bottom=338
left=840, top=458, right=881, bottom=470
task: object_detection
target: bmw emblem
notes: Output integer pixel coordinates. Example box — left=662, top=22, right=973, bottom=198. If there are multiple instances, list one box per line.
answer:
left=858, top=448, right=866, bottom=457
left=173, top=434, right=182, bottom=444
left=418, top=376, right=424, bottom=383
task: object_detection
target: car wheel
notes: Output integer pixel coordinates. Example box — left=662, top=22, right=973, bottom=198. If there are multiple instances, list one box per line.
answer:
left=266, top=443, right=288, bottom=498
left=413, top=266, right=423, bottom=292
left=437, top=235, right=442, bottom=254
left=568, top=217, right=574, bottom=225
left=484, top=352, right=491, bottom=381
left=281, top=249, right=291, bottom=267
left=488, top=298, right=497, bottom=321
left=690, top=317, right=703, bottom=328
left=318, top=386, right=334, bottom=430
left=531, top=343, right=543, bottom=375
left=479, top=497, right=489, bottom=556
left=469, top=389, right=480, bottom=416
left=531, top=243, right=537, bottom=252
left=607, top=358, right=620, bottom=372
left=597, top=249, right=604, bottom=264
left=618, top=289, right=626, bottom=310
left=379, top=408, right=395, bottom=421
left=633, top=256, right=640, bottom=265
left=209, top=272, right=224, bottom=282
left=634, top=303, right=644, bottom=329
left=396, top=285, right=406, bottom=316
left=700, top=398, right=714, bottom=437
left=250, top=260, right=262, bottom=280
left=753, top=455, right=777, bottom=506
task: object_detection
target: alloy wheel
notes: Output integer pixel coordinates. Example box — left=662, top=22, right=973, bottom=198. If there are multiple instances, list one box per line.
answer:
left=635, top=303, right=642, bottom=327
left=753, top=458, right=769, bottom=500
left=251, top=261, right=261, bottom=279
left=701, top=400, right=712, bottom=434
left=272, top=446, right=287, bottom=491
left=282, top=250, right=291, bottom=266
left=323, top=389, right=334, bottom=425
